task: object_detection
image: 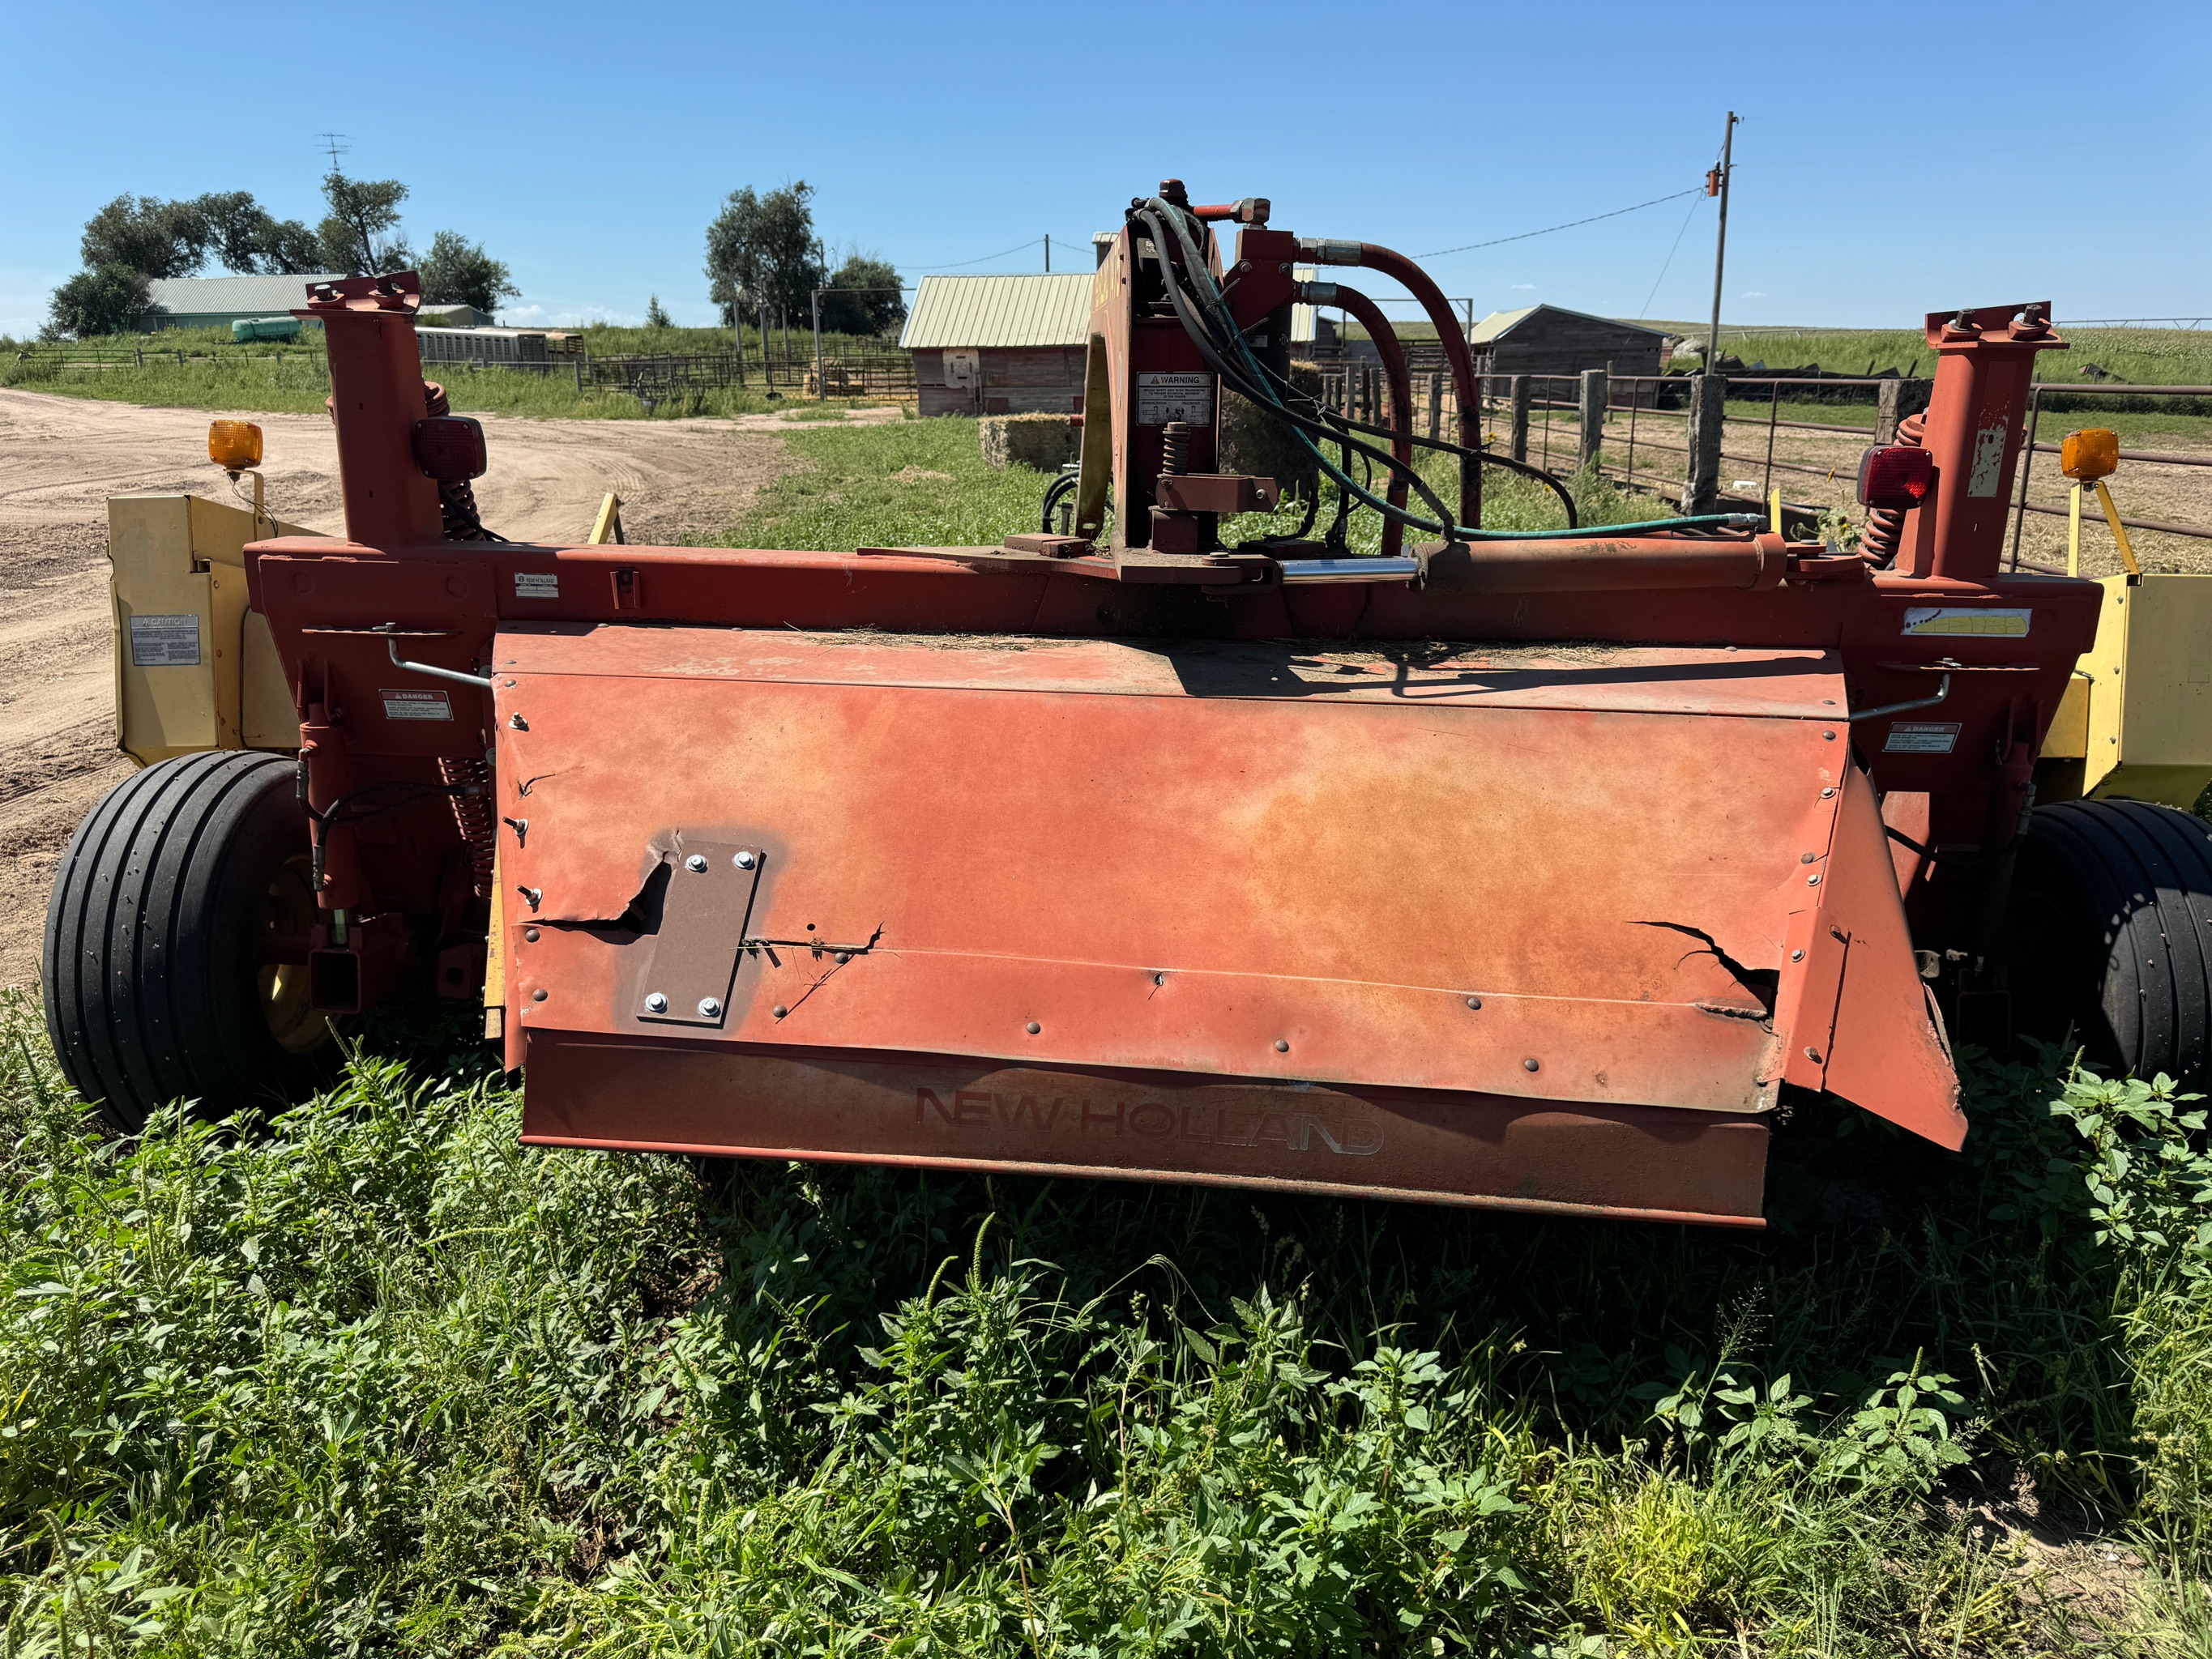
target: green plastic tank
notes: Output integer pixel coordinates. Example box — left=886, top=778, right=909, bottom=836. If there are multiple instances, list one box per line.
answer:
left=231, top=316, right=302, bottom=342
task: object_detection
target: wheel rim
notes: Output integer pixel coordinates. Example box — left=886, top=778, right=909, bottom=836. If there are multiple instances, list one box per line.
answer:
left=258, top=853, right=327, bottom=1054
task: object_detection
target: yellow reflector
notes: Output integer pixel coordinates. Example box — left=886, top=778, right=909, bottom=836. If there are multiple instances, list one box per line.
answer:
left=207, top=420, right=263, bottom=471
left=2060, top=427, right=2118, bottom=481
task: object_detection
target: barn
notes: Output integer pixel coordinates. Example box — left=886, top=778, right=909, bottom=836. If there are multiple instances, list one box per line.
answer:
left=138, top=272, right=344, bottom=333
left=1467, top=304, right=1668, bottom=378
left=900, top=274, right=1094, bottom=417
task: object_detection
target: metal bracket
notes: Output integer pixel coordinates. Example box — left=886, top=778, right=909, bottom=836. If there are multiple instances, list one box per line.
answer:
left=634, top=841, right=765, bottom=1028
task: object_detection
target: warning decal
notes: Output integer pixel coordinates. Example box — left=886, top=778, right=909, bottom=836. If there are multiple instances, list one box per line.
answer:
left=128, top=613, right=202, bottom=667
left=1136, top=372, right=1214, bottom=426
left=380, top=689, right=455, bottom=722
left=1902, top=606, right=2031, bottom=638
left=1884, top=721, right=1962, bottom=754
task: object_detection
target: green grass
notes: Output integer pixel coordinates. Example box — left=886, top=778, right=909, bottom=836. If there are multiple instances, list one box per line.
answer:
left=2, top=975, right=2209, bottom=1655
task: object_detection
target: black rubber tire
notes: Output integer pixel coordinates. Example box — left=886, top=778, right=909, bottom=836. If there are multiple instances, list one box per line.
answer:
left=2005, top=798, right=2212, bottom=1085
left=41, top=750, right=338, bottom=1132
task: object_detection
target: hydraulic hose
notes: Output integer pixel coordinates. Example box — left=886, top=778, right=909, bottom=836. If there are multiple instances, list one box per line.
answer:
left=1319, top=283, right=1412, bottom=559
left=1303, top=239, right=1484, bottom=529
left=1136, top=205, right=1753, bottom=544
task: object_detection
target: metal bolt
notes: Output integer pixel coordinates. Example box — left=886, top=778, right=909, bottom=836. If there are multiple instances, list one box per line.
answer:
left=685, top=854, right=709, bottom=873
left=698, top=997, right=722, bottom=1018
left=643, top=992, right=668, bottom=1013
left=734, top=850, right=758, bottom=869
left=509, top=712, right=527, bottom=729
left=1800, top=852, right=1816, bottom=864
left=532, top=987, right=547, bottom=1002
left=772, top=1004, right=788, bottom=1018
left=524, top=927, right=540, bottom=943
left=1821, top=787, right=1836, bottom=798
left=1804, top=1046, right=1823, bottom=1063
left=1822, top=730, right=1837, bottom=741
left=1522, top=1057, right=1540, bottom=1072
left=1808, top=873, right=1822, bottom=885
left=1466, top=996, right=1482, bottom=1010
left=1154, top=971, right=1167, bottom=987
left=1026, top=1021, right=1041, bottom=1034
left=834, top=951, right=851, bottom=965
left=1274, top=1038, right=1290, bottom=1052
left=1791, top=948, right=1804, bottom=962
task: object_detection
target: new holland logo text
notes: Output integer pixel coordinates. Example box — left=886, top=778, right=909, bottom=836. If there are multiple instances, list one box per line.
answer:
left=916, top=1090, right=1382, bottom=1156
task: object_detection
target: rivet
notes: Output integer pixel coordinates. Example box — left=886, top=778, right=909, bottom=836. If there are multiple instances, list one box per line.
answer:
left=835, top=951, right=851, bottom=965
left=698, top=996, right=722, bottom=1018
left=772, top=1004, right=788, bottom=1018
left=643, top=992, right=668, bottom=1013
left=685, top=853, right=709, bottom=873
left=532, top=987, right=547, bottom=1002
left=734, top=850, right=758, bottom=869
left=524, top=927, right=540, bottom=943
left=1800, top=852, right=1816, bottom=864
left=1522, top=1057, right=1540, bottom=1072
left=1822, top=730, right=1836, bottom=740
left=1790, top=948, right=1804, bottom=962
left=1153, top=971, right=1167, bottom=986
left=1804, top=1047, right=1823, bottom=1063
left=1027, top=1021, right=1041, bottom=1034
left=1274, top=1038, right=1290, bottom=1052
left=1808, top=873, right=1822, bottom=885
left=1466, top=996, right=1482, bottom=1009
left=1821, top=787, right=1836, bottom=798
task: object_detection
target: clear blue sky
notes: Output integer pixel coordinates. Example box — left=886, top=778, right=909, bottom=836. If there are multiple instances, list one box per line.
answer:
left=3, top=0, right=2202, bottom=339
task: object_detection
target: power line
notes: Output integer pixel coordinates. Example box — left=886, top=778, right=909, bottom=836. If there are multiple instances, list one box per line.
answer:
left=908, top=236, right=1044, bottom=272
left=1414, top=186, right=1704, bottom=260
left=1637, top=191, right=1708, bottom=319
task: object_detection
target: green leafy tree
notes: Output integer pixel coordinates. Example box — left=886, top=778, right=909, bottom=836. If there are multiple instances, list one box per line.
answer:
left=705, top=182, right=822, bottom=325
left=418, top=230, right=519, bottom=317
left=79, top=194, right=213, bottom=278
left=817, top=254, right=905, bottom=336
left=316, top=172, right=412, bottom=276
left=194, top=190, right=322, bottom=275
left=43, top=265, right=154, bottom=339
left=643, top=294, right=673, bottom=329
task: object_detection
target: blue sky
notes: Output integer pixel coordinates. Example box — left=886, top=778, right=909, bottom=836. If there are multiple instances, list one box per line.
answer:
left=3, top=0, right=2203, bottom=338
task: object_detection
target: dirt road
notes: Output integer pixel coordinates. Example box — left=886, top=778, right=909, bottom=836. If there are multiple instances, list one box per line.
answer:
left=0, top=389, right=870, bottom=991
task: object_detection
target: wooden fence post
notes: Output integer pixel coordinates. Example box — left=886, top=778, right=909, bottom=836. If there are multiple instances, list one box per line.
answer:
left=1578, top=369, right=1608, bottom=474
left=1874, top=376, right=1932, bottom=446
left=1509, top=376, right=1531, bottom=464
left=1426, top=373, right=1441, bottom=442
left=1680, top=373, right=1727, bottom=514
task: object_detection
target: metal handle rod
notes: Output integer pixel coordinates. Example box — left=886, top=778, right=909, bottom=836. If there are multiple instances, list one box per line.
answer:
left=382, top=625, right=494, bottom=689
left=1848, top=672, right=1950, bottom=723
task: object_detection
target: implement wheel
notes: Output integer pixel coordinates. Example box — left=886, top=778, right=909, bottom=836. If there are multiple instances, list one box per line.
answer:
left=2005, top=799, right=2212, bottom=1085
left=42, top=751, right=338, bottom=1132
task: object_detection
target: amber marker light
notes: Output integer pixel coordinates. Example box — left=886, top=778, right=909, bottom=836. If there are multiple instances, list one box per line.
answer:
left=207, top=419, right=263, bottom=473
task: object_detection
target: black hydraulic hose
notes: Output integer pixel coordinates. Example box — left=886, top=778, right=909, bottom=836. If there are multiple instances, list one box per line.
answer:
left=1040, top=471, right=1079, bottom=533
left=1138, top=200, right=1755, bottom=544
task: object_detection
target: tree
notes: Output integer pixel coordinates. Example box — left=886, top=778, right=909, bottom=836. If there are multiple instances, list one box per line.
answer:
left=79, top=195, right=212, bottom=279
left=419, top=230, right=519, bottom=317
left=705, top=183, right=822, bottom=325
left=195, top=191, right=322, bottom=275
left=643, top=294, right=673, bottom=329
left=44, top=265, right=153, bottom=339
left=316, top=172, right=412, bottom=276
left=817, top=254, right=905, bottom=337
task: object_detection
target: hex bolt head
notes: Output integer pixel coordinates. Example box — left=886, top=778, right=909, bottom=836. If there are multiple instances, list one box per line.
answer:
left=1274, top=1038, right=1290, bottom=1052
left=532, top=987, right=548, bottom=1002
left=698, top=997, right=722, bottom=1018
left=734, top=850, right=758, bottom=869
left=685, top=854, right=709, bottom=873
left=1026, top=1021, right=1041, bottom=1034
left=643, top=992, right=668, bottom=1013
left=1522, top=1057, right=1540, bottom=1072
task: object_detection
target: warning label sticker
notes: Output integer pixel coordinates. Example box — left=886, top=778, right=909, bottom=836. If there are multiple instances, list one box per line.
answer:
left=514, top=570, right=559, bottom=599
left=1136, top=372, right=1214, bottom=426
left=380, top=689, right=455, bottom=722
left=1884, top=720, right=1962, bottom=754
left=1902, top=606, right=2031, bottom=637
left=128, top=613, right=202, bottom=667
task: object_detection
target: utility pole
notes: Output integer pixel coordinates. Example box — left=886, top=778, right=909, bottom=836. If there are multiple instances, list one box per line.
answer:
left=1044, top=233, right=1050, bottom=274
left=1705, top=111, right=1739, bottom=372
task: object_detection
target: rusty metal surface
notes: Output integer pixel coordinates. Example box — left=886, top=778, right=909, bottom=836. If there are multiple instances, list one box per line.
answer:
left=497, top=628, right=1868, bottom=1121
left=518, top=1037, right=1771, bottom=1226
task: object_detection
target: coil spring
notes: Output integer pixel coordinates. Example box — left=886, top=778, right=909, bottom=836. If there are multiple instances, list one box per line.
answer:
left=1859, top=410, right=1925, bottom=565
left=1159, top=420, right=1189, bottom=476
left=421, top=380, right=498, bottom=542
left=439, top=756, right=496, bottom=897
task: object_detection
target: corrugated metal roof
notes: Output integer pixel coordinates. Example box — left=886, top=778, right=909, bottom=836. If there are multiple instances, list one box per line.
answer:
left=1469, top=303, right=1667, bottom=345
left=143, top=273, right=343, bottom=317
left=899, top=274, right=1095, bottom=350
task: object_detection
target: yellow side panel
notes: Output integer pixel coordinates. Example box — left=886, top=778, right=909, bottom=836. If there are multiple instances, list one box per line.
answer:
left=2043, top=672, right=2092, bottom=759
left=2089, top=573, right=2212, bottom=809
left=2077, top=578, right=2129, bottom=796
left=241, top=611, right=297, bottom=748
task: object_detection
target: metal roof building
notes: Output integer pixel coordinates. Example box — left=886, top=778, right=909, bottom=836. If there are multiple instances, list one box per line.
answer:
left=899, top=274, right=1095, bottom=416
left=139, top=273, right=344, bottom=332
left=1467, top=304, right=1668, bottom=378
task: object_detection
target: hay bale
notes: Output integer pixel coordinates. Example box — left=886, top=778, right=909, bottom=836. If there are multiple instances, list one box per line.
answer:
left=1218, top=365, right=1322, bottom=501
left=980, top=412, right=1078, bottom=471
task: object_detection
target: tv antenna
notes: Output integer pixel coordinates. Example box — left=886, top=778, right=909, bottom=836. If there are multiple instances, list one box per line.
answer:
left=316, top=132, right=351, bottom=173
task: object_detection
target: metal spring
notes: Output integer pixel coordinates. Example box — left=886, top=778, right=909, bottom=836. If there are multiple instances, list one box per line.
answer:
left=1160, top=420, right=1189, bottom=476
left=438, top=756, right=497, bottom=896
left=1859, top=410, right=1926, bottom=565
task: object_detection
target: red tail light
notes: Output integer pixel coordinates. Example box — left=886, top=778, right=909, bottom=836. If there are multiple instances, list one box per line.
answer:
left=1856, top=445, right=1934, bottom=511
left=412, top=416, right=488, bottom=482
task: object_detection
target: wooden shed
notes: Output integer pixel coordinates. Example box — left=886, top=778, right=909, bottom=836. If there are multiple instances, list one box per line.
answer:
left=900, top=274, right=1094, bottom=416
left=1468, top=304, right=1668, bottom=380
